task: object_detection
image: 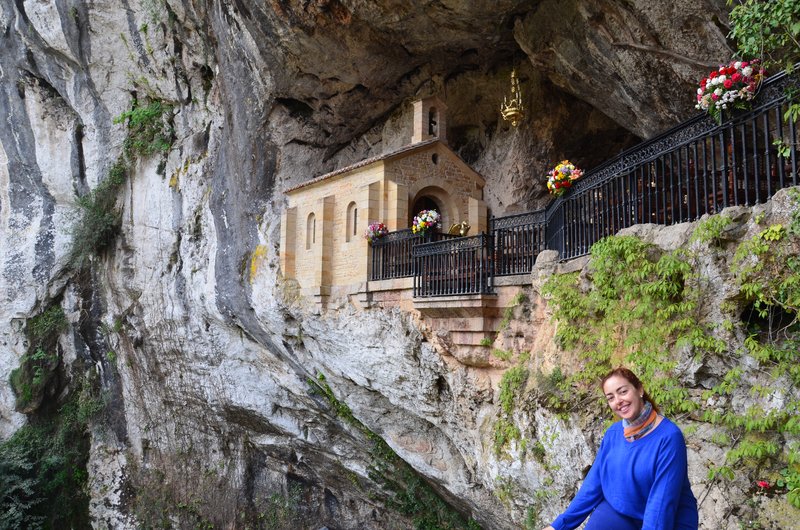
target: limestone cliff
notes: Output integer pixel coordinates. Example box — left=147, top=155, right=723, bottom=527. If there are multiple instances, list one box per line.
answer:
left=3, top=1, right=798, bottom=529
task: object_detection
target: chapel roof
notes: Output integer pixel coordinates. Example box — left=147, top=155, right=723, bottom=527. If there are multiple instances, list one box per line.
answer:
left=285, top=138, right=441, bottom=193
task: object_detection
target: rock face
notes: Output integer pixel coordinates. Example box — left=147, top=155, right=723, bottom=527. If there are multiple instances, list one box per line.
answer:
left=6, top=1, right=796, bottom=529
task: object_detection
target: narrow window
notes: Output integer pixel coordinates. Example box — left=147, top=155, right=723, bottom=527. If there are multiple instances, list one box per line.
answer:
left=428, top=107, right=438, bottom=136
left=306, top=212, right=316, bottom=250
left=346, top=201, right=358, bottom=242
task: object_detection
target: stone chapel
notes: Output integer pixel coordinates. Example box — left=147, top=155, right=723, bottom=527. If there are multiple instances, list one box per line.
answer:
left=280, top=96, right=488, bottom=306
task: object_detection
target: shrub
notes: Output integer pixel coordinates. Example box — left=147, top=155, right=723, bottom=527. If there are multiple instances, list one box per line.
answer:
left=113, top=100, right=174, bottom=158
left=10, top=305, right=67, bottom=412
left=69, top=160, right=127, bottom=268
left=0, top=381, right=102, bottom=528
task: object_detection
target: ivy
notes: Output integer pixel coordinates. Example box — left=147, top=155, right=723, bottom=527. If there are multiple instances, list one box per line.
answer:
left=728, top=0, right=800, bottom=71
left=690, top=214, right=734, bottom=246
left=541, top=236, right=706, bottom=417
left=541, top=208, right=800, bottom=512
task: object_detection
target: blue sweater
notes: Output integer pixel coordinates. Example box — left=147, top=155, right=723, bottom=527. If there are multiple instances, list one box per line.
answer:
left=551, top=418, right=698, bottom=530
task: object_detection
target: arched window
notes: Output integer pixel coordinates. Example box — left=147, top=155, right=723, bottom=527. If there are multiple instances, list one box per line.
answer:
left=346, top=202, right=358, bottom=242
left=306, top=212, right=316, bottom=250
left=428, top=107, right=438, bottom=136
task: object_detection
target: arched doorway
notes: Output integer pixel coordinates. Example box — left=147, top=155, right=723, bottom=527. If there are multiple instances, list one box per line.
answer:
left=409, top=186, right=455, bottom=231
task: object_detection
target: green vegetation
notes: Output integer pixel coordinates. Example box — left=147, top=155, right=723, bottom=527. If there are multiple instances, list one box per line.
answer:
left=728, top=0, right=800, bottom=71
left=729, top=0, right=800, bottom=144
left=308, top=374, right=481, bottom=529
left=493, top=366, right=529, bottom=456
left=70, top=98, right=173, bottom=267
left=541, top=194, right=800, bottom=510
left=491, top=348, right=513, bottom=361
left=10, top=305, right=68, bottom=412
left=113, top=100, right=174, bottom=158
left=690, top=214, right=734, bottom=246
left=252, top=485, right=304, bottom=529
left=3, top=302, right=103, bottom=527
left=497, top=292, right=528, bottom=333
left=70, top=160, right=128, bottom=268
left=0, top=379, right=103, bottom=528
left=542, top=235, right=714, bottom=417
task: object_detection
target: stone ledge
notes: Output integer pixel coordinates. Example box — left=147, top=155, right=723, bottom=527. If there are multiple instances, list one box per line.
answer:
left=367, top=277, right=414, bottom=292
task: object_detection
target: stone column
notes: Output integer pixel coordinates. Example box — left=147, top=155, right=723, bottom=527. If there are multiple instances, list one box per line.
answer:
left=279, top=206, right=297, bottom=278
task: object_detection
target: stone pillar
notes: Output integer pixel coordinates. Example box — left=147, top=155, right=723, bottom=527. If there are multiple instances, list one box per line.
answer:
left=386, top=181, right=408, bottom=231
left=468, top=197, right=488, bottom=234
left=280, top=206, right=297, bottom=278
left=311, top=195, right=335, bottom=306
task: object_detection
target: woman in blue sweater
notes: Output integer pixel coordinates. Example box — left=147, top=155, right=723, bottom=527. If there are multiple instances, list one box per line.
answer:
left=542, top=367, right=698, bottom=530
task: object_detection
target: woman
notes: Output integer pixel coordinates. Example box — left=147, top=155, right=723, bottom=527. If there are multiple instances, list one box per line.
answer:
left=542, top=367, right=698, bottom=530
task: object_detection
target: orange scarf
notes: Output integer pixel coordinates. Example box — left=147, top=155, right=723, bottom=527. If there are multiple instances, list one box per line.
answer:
left=622, top=402, right=658, bottom=442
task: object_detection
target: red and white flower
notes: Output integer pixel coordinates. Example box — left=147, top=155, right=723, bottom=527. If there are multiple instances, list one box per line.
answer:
left=696, top=59, right=765, bottom=122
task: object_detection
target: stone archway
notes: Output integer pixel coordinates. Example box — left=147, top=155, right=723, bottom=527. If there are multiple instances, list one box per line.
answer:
left=409, top=186, right=456, bottom=231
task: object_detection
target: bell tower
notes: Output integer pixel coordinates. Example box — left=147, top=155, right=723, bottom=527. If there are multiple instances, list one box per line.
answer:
left=412, top=96, right=447, bottom=145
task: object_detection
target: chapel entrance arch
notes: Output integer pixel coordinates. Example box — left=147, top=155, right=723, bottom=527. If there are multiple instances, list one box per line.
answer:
left=409, top=186, right=456, bottom=232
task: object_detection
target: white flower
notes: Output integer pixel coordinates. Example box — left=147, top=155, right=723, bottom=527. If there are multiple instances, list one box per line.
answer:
left=718, top=75, right=727, bottom=83
left=714, top=88, right=723, bottom=96
left=743, top=66, right=753, bottom=77
left=734, top=61, right=742, bottom=69
left=697, top=88, right=704, bottom=95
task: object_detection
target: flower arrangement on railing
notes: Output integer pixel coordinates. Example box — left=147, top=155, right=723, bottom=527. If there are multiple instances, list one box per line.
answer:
left=546, top=160, right=584, bottom=196
left=364, top=221, right=388, bottom=244
left=411, top=209, right=441, bottom=235
left=695, top=59, right=765, bottom=123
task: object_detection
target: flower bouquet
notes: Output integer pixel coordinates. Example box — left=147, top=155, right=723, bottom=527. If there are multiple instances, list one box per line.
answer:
left=412, top=209, right=441, bottom=235
left=364, top=221, right=388, bottom=244
left=696, top=59, right=765, bottom=123
left=546, top=160, right=583, bottom=196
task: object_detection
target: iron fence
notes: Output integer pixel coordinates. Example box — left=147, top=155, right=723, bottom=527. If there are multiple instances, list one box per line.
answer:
left=542, top=68, right=799, bottom=260
left=412, top=234, right=494, bottom=297
left=369, top=229, right=460, bottom=281
left=489, top=210, right=547, bottom=277
left=368, top=68, right=799, bottom=297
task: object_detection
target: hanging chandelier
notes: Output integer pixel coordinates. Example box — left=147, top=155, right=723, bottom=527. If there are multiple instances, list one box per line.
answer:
left=500, top=69, right=525, bottom=127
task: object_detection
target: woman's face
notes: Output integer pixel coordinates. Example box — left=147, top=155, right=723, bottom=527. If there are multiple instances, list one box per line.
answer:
left=603, top=374, right=645, bottom=421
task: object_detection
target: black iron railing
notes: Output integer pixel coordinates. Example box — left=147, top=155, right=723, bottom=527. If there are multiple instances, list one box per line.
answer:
left=489, top=210, right=547, bottom=277
left=412, top=234, right=494, bottom=297
left=541, top=68, right=799, bottom=260
left=369, top=229, right=460, bottom=281
left=368, top=68, right=799, bottom=297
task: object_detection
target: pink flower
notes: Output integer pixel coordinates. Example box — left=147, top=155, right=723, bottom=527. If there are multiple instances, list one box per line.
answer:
left=732, top=73, right=742, bottom=83
left=757, top=481, right=770, bottom=489
left=711, top=94, right=719, bottom=101
left=723, top=79, right=733, bottom=89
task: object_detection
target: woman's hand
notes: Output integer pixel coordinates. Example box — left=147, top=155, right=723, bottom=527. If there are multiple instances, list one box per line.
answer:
left=541, top=526, right=555, bottom=530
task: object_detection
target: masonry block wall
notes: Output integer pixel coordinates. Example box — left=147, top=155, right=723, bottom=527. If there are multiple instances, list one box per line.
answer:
left=387, top=144, right=486, bottom=233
